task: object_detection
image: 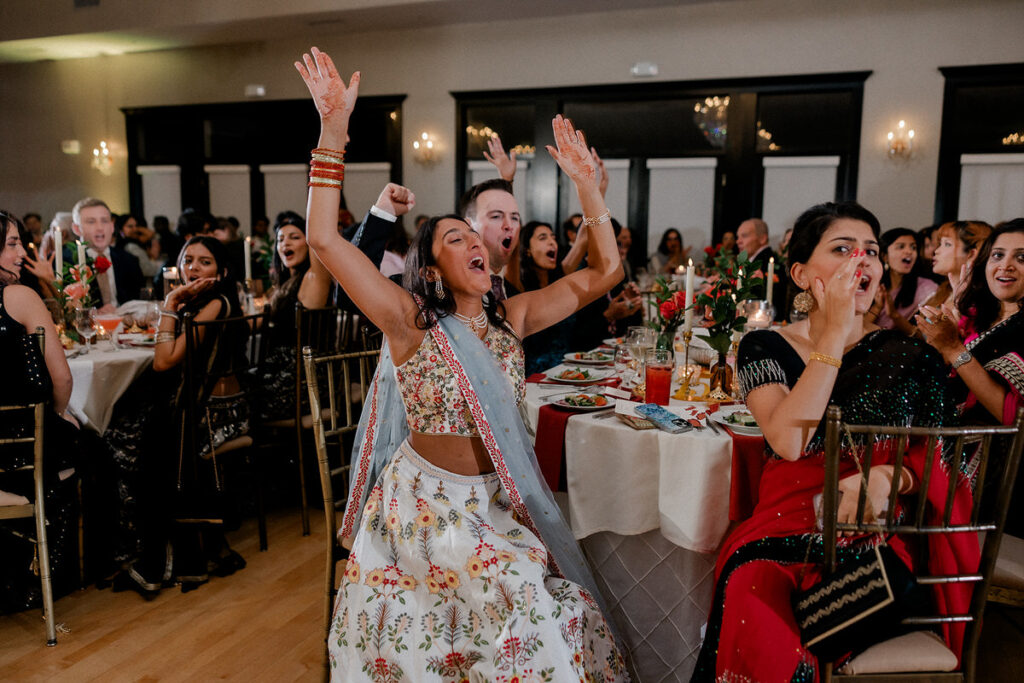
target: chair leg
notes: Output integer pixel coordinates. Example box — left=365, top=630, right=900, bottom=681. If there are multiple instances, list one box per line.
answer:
left=296, top=424, right=310, bottom=536
left=33, top=501, right=57, bottom=646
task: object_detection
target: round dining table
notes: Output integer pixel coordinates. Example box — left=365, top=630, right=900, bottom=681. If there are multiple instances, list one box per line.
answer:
left=525, top=364, right=764, bottom=682
left=66, top=345, right=155, bottom=434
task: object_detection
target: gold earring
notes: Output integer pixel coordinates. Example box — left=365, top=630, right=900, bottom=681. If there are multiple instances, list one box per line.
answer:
left=792, top=289, right=815, bottom=314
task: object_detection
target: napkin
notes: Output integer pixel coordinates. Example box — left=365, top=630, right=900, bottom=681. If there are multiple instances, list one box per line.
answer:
left=534, top=405, right=573, bottom=491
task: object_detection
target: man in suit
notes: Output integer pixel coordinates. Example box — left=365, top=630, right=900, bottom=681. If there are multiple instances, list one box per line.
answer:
left=70, top=197, right=144, bottom=312
left=737, top=217, right=788, bottom=319
left=460, top=178, right=522, bottom=301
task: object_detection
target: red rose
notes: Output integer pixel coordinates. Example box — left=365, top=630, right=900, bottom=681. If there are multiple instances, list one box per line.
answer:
left=94, top=256, right=111, bottom=273
left=659, top=300, right=677, bottom=319
left=703, top=246, right=714, bottom=255
left=672, top=290, right=688, bottom=309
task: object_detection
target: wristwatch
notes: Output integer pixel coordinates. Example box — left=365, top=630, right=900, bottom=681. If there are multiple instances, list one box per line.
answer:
left=951, top=350, right=972, bottom=370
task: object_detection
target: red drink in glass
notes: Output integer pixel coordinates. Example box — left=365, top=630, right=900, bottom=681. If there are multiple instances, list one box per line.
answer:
left=645, top=361, right=673, bottom=405
left=95, top=315, right=122, bottom=333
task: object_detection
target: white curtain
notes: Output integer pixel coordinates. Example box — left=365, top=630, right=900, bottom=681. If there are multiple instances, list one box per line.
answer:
left=136, top=165, right=181, bottom=227
left=958, top=153, right=1024, bottom=224
left=646, top=158, right=718, bottom=259
left=761, top=156, right=839, bottom=241
left=205, top=164, right=251, bottom=234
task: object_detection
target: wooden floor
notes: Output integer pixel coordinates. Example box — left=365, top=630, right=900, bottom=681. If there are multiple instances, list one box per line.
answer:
left=0, top=507, right=328, bottom=682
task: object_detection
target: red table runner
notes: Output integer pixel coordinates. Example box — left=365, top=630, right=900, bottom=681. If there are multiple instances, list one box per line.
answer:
left=723, top=428, right=766, bottom=521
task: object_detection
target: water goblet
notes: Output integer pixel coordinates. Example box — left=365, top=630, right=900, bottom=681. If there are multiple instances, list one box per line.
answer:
left=74, top=308, right=97, bottom=351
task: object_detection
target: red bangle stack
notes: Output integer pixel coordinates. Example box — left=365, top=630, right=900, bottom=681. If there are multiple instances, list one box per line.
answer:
left=309, top=147, right=345, bottom=189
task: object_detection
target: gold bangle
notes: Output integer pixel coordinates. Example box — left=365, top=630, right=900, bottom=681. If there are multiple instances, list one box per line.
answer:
left=155, top=332, right=176, bottom=344
left=809, top=352, right=842, bottom=368
left=582, top=210, right=610, bottom=227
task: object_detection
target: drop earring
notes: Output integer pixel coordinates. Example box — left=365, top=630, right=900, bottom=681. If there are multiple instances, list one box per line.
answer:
left=434, top=276, right=445, bottom=300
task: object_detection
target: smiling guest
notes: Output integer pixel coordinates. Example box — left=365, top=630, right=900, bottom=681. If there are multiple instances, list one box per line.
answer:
left=515, top=220, right=575, bottom=375
left=867, top=227, right=938, bottom=335
left=68, top=198, right=144, bottom=311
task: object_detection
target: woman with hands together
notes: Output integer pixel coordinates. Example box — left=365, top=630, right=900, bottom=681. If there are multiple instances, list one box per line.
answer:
left=295, top=48, right=627, bottom=682
left=693, top=202, right=974, bottom=682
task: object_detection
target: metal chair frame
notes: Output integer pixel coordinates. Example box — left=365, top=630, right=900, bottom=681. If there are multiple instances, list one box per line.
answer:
left=0, top=327, right=56, bottom=645
left=180, top=308, right=270, bottom=550
left=822, top=405, right=1024, bottom=682
left=303, top=339, right=382, bottom=666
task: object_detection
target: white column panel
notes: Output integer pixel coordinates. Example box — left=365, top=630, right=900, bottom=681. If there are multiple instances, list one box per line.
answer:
left=761, top=156, right=840, bottom=240
left=136, top=165, right=181, bottom=226
left=467, top=159, right=531, bottom=218
left=205, top=164, right=251, bottom=234
left=567, top=158, right=629, bottom=225
left=260, top=163, right=309, bottom=222
left=343, top=162, right=392, bottom=220
left=958, top=153, right=1024, bottom=225
left=646, top=158, right=718, bottom=259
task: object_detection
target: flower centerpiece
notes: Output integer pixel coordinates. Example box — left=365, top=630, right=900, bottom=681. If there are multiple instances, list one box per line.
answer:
left=692, top=249, right=764, bottom=396
left=52, top=257, right=99, bottom=345
left=646, top=278, right=691, bottom=350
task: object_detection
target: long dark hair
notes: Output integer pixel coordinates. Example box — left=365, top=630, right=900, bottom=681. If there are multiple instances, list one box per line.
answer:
left=269, top=211, right=308, bottom=314
left=788, top=201, right=881, bottom=269
left=176, top=235, right=241, bottom=317
left=958, top=218, right=1024, bottom=333
left=0, top=210, right=24, bottom=286
left=403, top=214, right=508, bottom=331
left=880, top=227, right=921, bottom=310
left=656, top=227, right=683, bottom=256
left=518, top=221, right=562, bottom=292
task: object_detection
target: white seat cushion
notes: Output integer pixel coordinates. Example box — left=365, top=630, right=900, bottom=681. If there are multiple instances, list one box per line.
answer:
left=838, top=631, right=958, bottom=674
left=993, top=533, right=1024, bottom=592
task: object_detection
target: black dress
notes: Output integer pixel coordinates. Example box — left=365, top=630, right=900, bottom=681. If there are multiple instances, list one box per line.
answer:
left=0, top=285, right=79, bottom=612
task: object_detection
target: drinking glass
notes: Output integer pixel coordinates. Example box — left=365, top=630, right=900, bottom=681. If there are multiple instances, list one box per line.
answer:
left=614, top=344, right=635, bottom=385
left=93, top=312, right=123, bottom=351
left=645, top=348, right=674, bottom=406
left=74, top=308, right=97, bottom=351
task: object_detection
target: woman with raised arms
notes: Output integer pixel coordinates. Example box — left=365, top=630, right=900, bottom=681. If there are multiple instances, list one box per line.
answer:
left=295, top=48, right=628, bottom=682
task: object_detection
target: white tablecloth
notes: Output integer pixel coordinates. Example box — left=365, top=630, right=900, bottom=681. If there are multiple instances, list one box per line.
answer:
left=526, top=368, right=742, bottom=681
left=67, top=347, right=154, bottom=433
left=525, top=369, right=735, bottom=553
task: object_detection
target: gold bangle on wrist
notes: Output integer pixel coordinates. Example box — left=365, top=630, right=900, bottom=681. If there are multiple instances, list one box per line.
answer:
left=809, top=352, right=842, bottom=368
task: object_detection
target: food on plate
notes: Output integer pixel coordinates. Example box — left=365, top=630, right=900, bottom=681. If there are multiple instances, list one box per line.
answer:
left=724, top=411, right=758, bottom=427
left=573, top=351, right=612, bottom=362
left=562, top=393, right=609, bottom=407
left=557, top=368, right=591, bottom=381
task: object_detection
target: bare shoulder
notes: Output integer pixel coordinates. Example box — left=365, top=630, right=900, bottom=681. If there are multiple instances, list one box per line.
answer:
left=1, top=284, right=46, bottom=319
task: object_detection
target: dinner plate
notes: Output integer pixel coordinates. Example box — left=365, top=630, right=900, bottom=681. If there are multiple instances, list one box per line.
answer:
left=602, top=337, right=626, bottom=347
left=563, top=351, right=614, bottom=365
left=545, top=368, right=614, bottom=384
left=551, top=392, right=617, bottom=411
left=712, top=409, right=762, bottom=435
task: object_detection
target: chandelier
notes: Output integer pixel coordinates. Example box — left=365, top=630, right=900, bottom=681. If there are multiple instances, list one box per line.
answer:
left=694, top=96, right=730, bottom=149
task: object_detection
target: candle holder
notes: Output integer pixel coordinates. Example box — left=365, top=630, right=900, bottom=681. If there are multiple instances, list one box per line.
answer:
left=742, top=300, right=775, bottom=332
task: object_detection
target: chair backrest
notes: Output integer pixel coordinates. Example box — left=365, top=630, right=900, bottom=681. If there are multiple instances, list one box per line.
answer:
left=180, top=308, right=268, bottom=477
left=302, top=337, right=383, bottom=635
left=822, top=405, right=1024, bottom=678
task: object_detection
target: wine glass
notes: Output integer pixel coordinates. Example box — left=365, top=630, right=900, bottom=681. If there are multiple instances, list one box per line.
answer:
left=74, top=308, right=97, bottom=351
left=93, top=312, right=124, bottom=352
left=614, top=344, right=634, bottom=385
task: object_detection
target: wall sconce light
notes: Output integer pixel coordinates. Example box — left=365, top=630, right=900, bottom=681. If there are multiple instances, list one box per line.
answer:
left=886, top=120, right=915, bottom=160
left=413, top=132, right=438, bottom=165
left=91, top=140, right=113, bottom=175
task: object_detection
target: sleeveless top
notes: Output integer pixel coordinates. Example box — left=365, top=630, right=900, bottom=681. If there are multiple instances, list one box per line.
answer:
left=395, top=323, right=525, bottom=436
left=0, top=286, right=52, bottom=406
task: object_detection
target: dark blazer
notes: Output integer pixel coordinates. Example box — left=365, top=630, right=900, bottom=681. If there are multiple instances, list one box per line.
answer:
left=64, top=244, right=145, bottom=305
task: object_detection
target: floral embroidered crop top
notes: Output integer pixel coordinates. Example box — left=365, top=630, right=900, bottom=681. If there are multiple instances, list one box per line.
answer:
left=394, top=324, right=525, bottom=436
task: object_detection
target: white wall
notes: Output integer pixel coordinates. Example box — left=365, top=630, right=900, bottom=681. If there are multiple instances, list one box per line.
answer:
left=1, top=0, right=1023, bottom=240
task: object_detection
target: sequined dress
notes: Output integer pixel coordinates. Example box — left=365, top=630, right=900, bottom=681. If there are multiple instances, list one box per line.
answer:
left=329, top=323, right=628, bottom=682
left=0, top=285, right=79, bottom=611
left=691, top=329, right=977, bottom=683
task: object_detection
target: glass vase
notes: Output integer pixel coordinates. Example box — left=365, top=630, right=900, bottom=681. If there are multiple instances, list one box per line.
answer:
left=709, top=351, right=734, bottom=400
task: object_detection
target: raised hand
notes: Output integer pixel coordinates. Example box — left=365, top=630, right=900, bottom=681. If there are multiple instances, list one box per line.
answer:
left=482, top=135, right=517, bottom=182
left=545, top=115, right=597, bottom=189
left=295, top=47, right=359, bottom=129
left=23, top=245, right=56, bottom=283
left=812, top=248, right=862, bottom=340
left=950, top=261, right=972, bottom=303
left=374, top=183, right=416, bottom=218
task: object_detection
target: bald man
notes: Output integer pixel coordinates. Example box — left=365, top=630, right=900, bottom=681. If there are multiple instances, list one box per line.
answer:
left=736, top=218, right=775, bottom=274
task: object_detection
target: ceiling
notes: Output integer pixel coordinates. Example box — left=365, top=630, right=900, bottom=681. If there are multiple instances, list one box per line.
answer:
left=0, top=0, right=724, bottom=64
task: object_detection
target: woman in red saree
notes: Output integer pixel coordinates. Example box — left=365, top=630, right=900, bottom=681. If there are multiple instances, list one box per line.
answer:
left=691, top=202, right=978, bottom=682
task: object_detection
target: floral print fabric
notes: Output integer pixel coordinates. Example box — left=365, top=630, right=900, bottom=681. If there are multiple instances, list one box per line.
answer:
left=394, top=324, right=525, bottom=436
left=330, top=441, right=627, bottom=682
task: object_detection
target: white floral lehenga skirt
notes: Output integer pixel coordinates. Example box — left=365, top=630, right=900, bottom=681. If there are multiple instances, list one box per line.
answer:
left=330, top=440, right=628, bottom=682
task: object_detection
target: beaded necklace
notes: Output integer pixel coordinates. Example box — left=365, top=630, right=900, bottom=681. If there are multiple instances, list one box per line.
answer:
left=453, top=310, right=488, bottom=332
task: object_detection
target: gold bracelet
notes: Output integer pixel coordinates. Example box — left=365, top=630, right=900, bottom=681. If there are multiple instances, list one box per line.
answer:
left=809, top=352, right=842, bottom=368
left=582, top=210, right=610, bottom=227
left=155, top=332, right=176, bottom=344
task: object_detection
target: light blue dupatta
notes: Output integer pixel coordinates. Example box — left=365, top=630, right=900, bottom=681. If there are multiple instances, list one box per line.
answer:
left=339, top=313, right=612, bottom=619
